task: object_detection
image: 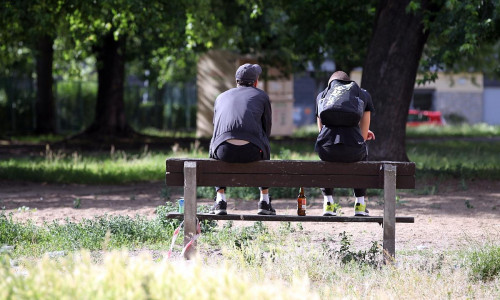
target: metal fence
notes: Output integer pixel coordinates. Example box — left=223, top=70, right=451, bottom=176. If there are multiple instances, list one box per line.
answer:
left=0, top=77, right=197, bottom=135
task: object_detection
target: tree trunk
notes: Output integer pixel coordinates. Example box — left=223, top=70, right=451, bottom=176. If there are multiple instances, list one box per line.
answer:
left=361, top=0, right=441, bottom=161
left=35, top=34, right=56, bottom=134
left=84, top=32, right=135, bottom=137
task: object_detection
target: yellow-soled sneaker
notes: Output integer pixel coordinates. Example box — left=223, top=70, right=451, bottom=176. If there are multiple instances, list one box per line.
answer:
left=323, top=202, right=337, bottom=216
left=354, top=203, right=369, bottom=216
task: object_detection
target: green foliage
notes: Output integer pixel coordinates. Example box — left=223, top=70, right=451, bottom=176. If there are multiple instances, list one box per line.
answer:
left=55, top=80, right=97, bottom=132
left=73, top=198, right=81, bottom=209
left=462, top=243, right=500, bottom=281
left=419, top=0, right=500, bottom=83
left=407, top=140, right=500, bottom=179
left=464, top=200, right=474, bottom=209
left=281, top=0, right=376, bottom=72
left=322, top=232, right=381, bottom=267
left=0, top=202, right=217, bottom=257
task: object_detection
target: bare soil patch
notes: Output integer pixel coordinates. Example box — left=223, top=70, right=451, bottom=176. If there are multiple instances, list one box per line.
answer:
left=1, top=179, right=499, bottom=252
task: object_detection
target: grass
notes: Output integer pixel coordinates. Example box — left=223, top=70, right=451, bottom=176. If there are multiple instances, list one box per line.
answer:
left=292, top=123, right=500, bottom=139
left=1, top=124, right=499, bottom=298
left=407, top=140, right=500, bottom=180
left=406, top=123, right=500, bottom=138
left=1, top=138, right=499, bottom=185
left=0, top=203, right=217, bottom=258
left=0, top=250, right=320, bottom=300
left=1, top=216, right=498, bottom=299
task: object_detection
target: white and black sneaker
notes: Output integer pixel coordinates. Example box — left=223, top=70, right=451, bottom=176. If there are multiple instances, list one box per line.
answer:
left=257, top=198, right=276, bottom=215
left=209, top=197, right=227, bottom=215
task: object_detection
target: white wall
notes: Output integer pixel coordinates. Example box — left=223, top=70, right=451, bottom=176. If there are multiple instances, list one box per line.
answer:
left=483, top=88, right=500, bottom=125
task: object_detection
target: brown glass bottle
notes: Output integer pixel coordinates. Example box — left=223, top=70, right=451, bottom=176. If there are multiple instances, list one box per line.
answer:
left=297, top=187, right=306, bottom=216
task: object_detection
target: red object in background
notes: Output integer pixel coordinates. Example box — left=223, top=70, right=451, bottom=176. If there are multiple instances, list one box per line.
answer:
left=407, top=109, right=444, bottom=127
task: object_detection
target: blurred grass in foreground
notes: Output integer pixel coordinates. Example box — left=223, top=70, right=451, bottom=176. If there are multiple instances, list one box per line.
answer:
left=1, top=223, right=498, bottom=299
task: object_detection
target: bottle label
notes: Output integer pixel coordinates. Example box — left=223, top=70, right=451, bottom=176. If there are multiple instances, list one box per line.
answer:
left=178, top=198, right=184, bottom=213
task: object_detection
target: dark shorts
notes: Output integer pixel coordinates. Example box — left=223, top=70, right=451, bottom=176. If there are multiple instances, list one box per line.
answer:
left=213, top=141, right=267, bottom=192
left=317, top=143, right=368, bottom=163
left=213, top=141, right=263, bottom=163
left=317, top=143, right=368, bottom=197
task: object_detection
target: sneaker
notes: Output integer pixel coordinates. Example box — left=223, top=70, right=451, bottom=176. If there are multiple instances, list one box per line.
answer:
left=209, top=197, right=227, bottom=215
left=354, top=203, right=369, bottom=216
left=323, top=202, right=337, bottom=216
left=257, top=198, right=276, bottom=215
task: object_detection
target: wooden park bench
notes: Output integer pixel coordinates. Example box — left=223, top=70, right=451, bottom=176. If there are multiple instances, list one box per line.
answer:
left=165, top=158, right=415, bottom=262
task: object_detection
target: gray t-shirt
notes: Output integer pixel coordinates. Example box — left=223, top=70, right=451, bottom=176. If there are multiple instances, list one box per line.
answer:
left=209, top=86, right=272, bottom=159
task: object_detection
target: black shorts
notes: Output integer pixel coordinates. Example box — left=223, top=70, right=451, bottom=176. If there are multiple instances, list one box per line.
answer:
left=213, top=141, right=263, bottom=163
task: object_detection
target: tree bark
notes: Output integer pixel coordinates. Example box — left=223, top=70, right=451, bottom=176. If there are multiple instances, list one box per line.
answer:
left=361, top=0, right=441, bottom=161
left=35, top=34, right=56, bottom=134
left=84, top=32, right=135, bottom=138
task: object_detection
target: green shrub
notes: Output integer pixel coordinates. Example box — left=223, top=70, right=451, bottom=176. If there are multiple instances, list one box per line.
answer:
left=462, top=243, right=500, bottom=281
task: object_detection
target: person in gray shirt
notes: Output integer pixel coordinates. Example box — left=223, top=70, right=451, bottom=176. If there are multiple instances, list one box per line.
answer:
left=208, top=63, right=275, bottom=215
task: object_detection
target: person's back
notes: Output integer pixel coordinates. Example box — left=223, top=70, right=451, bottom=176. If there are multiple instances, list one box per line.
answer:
left=210, top=86, right=271, bottom=160
left=315, top=70, right=375, bottom=216
left=208, top=63, right=275, bottom=216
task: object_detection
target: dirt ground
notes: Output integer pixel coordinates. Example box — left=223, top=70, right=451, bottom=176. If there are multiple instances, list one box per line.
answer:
left=1, top=179, right=499, bottom=252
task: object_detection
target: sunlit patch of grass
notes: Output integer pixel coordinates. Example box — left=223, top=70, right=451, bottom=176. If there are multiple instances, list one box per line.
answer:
left=139, top=127, right=196, bottom=138
left=407, top=140, right=500, bottom=179
left=406, top=123, right=500, bottom=138
left=5, top=134, right=66, bottom=143
left=1, top=138, right=500, bottom=184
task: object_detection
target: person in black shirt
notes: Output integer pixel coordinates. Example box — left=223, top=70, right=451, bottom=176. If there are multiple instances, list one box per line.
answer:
left=315, top=70, right=375, bottom=216
left=208, top=63, right=275, bottom=215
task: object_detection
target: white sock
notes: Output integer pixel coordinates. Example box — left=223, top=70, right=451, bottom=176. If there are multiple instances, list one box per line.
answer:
left=216, top=193, right=226, bottom=203
left=324, top=195, right=333, bottom=205
left=355, top=196, right=365, bottom=205
left=260, top=193, right=269, bottom=204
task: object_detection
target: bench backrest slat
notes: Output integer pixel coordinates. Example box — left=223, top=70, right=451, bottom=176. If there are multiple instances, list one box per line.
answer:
left=165, top=159, right=416, bottom=189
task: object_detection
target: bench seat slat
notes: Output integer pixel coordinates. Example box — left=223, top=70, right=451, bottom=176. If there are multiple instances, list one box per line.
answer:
left=165, top=159, right=416, bottom=176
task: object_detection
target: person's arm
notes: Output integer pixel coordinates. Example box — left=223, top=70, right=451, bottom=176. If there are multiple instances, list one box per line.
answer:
left=359, top=111, right=371, bottom=141
left=317, top=116, right=323, bottom=132
left=263, top=96, right=272, bottom=137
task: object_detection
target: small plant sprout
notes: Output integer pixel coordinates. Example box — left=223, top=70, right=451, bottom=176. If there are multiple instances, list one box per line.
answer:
left=73, top=198, right=81, bottom=209
left=17, top=206, right=30, bottom=212
left=465, top=200, right=474, bottom=209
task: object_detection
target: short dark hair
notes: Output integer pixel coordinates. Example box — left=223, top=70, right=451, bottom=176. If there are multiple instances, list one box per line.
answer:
left=236, top=80, right=255, bottom=87
left=329, top=70, right=350, bottom=82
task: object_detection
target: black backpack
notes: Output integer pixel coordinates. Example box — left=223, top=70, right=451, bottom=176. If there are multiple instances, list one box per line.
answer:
left=317, top=79, right=364, bottom=127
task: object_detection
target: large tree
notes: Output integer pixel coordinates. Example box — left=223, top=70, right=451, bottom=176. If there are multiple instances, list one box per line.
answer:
left=362, top=0, right=500, bottom=161
left=0, top=0, right=64, bottom=134
left=65, top=0, right=188, bottom=139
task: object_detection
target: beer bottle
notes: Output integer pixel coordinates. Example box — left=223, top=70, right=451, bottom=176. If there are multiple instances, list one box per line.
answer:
left=297, top=187, right=306, bottom=216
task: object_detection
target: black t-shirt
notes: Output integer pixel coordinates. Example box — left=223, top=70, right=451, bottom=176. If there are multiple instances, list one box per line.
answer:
left=315, top=86, right=375, bottom=148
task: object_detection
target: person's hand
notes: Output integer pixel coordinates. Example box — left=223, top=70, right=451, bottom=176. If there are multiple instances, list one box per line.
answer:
left=366, top=130, right=375, bottom=140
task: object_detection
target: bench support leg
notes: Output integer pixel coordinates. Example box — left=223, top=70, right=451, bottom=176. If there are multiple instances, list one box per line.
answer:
left=383, top=164, right=397, bottom=264
left=183, top=161, right=197, bottom=259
